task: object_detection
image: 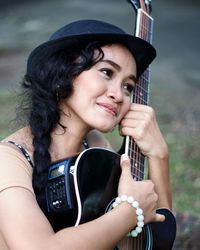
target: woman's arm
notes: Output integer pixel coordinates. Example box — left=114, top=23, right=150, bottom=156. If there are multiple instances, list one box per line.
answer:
left=148, top=153, right=171, bottom=209
left=0, top=155, right=163, bottom=250
left=0, top=187, right=134, bottom=250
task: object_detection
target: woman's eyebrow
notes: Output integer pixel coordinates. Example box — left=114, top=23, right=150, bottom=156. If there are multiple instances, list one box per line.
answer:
left=100, top=59, right=137, bottom=83
left=129, top=75, right=137, bottom=84
left=101, top=59, right=121, bottom=70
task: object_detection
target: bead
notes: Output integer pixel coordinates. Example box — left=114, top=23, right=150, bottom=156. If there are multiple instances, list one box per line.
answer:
left=136, top=208, right=143, bottom=215
left=113, top=202, right=119, bottom=208
left=131, top=230, right=138, bottom=237
left=132, top=201, right=139, bottom=208
left=135, top=226, right=142, bottom=233
left=137, top=215, right=144, bottom=221
left=127, top=196, right=134, bottom=203
left=115, top=197, right=121, bottom=204
left=121, top=195, right=128, bottom=201
left=137, top=221, right=144, bottom=228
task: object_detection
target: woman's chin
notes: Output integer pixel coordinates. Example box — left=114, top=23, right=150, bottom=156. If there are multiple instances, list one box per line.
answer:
left=98, top=125, right=117, bottom=133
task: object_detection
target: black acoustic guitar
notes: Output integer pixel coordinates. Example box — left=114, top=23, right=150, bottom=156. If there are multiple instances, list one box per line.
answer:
left=43, top=0, right=177, bottom=249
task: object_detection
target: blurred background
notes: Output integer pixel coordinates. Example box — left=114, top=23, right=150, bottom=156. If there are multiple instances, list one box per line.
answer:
left=0, top=0, right=200, bottom=248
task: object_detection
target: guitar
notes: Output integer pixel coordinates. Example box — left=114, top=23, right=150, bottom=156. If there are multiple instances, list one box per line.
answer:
left=116, top=1, right=177, bottom=249
left=43, top=0, right=177, bottom=249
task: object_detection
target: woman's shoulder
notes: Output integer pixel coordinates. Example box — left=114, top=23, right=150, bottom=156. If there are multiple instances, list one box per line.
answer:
left=1, top=127, right=33, bottom=155
left=0, top=142, right=32, bottom=169
left=2, top=126, right=32, bottom=144
left=0, top=127, right=33, bottom=167
left=0, top=140, right=34, bottom=193
left=87, top=130, right=112, bottom=149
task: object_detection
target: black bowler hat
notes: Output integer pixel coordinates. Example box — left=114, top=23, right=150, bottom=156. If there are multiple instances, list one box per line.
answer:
left=27, top=19, right=156, bottom=77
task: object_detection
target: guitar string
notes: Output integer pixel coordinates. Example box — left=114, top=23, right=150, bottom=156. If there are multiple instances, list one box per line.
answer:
left=135, top=13, right=141, bottom=181
left=136, top=11, right=150, bottom=250
left=129, top=152, right=145, bottom=167
left=129, top=155, right=145, bottom=172
left=139, top=13, right=150, bottom=182
left=134, top=95, right=148, bottom=105
left=129, top=142, right=145, bottom=180
left=136, top=83, right=149, bottom=93
left=130, top=11, right=153, bottom=182
left=135, top=83, right=149, bottom=103
left=121, top=9, right=153, bottom=250
left=129, top=137, right=145, bottom=180
left=137, top=73, right=149, bottom=82
left=134, top=13, right=144, bottom=179
left=136, top=10, right=153, bottom=250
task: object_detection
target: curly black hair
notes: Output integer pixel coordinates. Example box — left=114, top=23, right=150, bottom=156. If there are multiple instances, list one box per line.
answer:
left=21, top=41, right=108, bottom=210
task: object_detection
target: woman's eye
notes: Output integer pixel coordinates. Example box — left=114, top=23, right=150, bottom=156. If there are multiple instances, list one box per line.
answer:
left=123, top=84, right=135, bottom=95
left=101, top=68, right=113, bottom=78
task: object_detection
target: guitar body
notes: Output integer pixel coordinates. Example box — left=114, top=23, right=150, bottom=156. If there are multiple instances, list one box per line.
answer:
left=45, top=148, right=176, bottom=249
left=45, top=148, right=120, bottom=230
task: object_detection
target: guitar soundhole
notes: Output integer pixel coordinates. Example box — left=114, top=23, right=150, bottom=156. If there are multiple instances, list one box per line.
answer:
left=116, top=225, right=152, bottom=250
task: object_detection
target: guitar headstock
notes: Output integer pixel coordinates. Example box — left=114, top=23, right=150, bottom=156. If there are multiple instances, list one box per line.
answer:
left=127, top=0, right=152, bottom=14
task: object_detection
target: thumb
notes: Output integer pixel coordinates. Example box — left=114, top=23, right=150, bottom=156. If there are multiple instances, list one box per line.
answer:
left=154, top=213, right=166, bottom=222
left=120, top=154, right=131, bottom=171
left=118, top=154, right=132, bottom=196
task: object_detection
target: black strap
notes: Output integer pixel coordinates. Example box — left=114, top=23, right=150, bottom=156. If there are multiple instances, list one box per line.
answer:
left=82, top=138, right=89, bottom=149
left=7, top=141, right=34, bottom=168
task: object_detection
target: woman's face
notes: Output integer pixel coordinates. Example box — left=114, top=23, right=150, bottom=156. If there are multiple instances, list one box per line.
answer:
left=66, top=43, right=137, bottom=132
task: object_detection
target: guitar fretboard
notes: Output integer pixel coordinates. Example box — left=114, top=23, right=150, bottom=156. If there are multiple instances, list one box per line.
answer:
left=125, top=9, right=154, bottom=181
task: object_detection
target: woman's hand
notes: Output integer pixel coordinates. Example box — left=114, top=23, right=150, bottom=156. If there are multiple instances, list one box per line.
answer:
left=118, top=154, right=165, bottom=224
left=119, top=103, right=168, bottom=160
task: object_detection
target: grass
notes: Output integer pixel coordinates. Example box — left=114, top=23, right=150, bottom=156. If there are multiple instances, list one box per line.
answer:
left=167, top=133, right=200, bottom=217
left=1, top=91, right=200, bottom=219
left=0, top=90, right=19, bottom=139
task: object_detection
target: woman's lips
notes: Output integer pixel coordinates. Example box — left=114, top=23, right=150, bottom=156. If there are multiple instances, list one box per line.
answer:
left=97, top=102, right=117, bottom=116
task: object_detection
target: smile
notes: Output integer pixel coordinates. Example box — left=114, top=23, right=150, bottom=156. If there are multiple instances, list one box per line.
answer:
left=97, top=103, right=118, bottom=117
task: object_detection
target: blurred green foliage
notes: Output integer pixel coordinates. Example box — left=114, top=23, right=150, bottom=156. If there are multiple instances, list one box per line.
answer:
left=0, top=91, right=18, bottom=138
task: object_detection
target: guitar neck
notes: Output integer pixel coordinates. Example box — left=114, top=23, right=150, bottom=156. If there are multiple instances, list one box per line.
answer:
left=125, top=8, right=154, bottom=181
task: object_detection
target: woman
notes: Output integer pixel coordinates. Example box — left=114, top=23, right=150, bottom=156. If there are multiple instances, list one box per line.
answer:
left=0, top=19, right=171, bottom=249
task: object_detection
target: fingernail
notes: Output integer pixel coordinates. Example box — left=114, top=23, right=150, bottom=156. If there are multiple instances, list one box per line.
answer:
left=121, top=154, right=129, bottom=161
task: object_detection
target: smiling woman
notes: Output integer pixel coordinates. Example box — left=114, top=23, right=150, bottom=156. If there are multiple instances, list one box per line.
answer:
left=0, top=19, right=171, bottom=250
left=66, top=44, right=137, bottom=132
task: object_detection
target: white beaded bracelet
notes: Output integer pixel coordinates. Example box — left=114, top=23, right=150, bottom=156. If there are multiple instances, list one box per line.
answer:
left=112, top=194, right=144, bottom=237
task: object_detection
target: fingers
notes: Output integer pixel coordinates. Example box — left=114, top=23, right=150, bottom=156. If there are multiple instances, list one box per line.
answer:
left=120, top=154, right=131, bottom=170
left=118, top=154, right=135, bottom=194
left=120, top=154, right=133, bottom=181
left=119, top=154, right=166, bottom=225
left=129, top=103, right=155, bottom=113
left=123, top=104, right=155, bottom=119
left=154, top=213, right=166, bottom=223
left=119, top=105, right=155, bottom=140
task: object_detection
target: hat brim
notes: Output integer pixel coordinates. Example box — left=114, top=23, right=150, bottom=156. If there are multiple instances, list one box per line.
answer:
left=27, top=33, right=156, bottom=77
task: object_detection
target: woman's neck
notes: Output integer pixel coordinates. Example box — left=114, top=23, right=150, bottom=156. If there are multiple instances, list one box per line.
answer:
left=49, top=129, right=86, bottom=162
left=49, top=114, right=91, bottom=162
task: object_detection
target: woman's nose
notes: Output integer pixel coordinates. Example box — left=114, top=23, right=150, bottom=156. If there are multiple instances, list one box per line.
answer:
left=106, top=82, right=123, bottom=102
